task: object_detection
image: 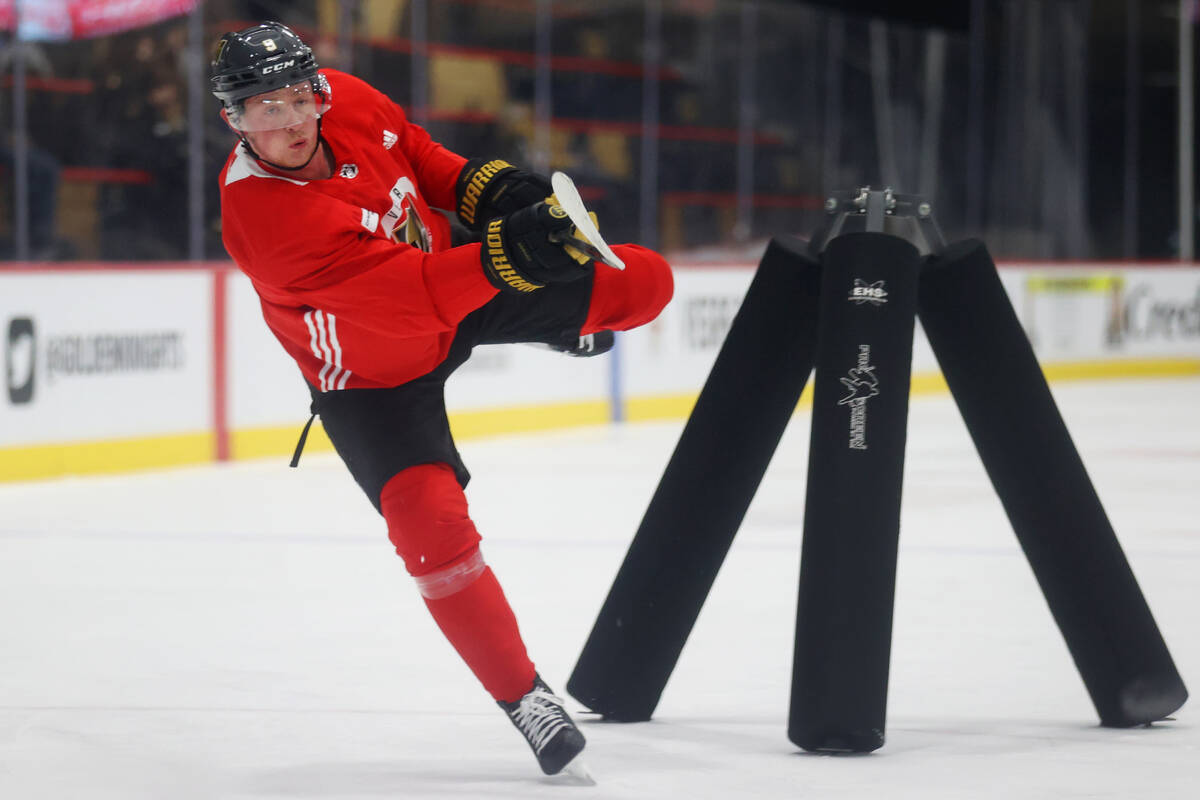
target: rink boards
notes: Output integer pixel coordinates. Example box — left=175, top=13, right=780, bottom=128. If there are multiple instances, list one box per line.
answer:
left=1, top=260, right=1198, bottom=481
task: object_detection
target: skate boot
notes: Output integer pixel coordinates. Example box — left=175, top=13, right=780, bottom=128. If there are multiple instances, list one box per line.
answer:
left=554, top=329, right=614, bottom=357
left=499, top=675, right=588, bottom=776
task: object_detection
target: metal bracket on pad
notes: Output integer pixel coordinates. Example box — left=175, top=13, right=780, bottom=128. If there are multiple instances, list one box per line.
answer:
left=810, top=186, right=946, bottom=257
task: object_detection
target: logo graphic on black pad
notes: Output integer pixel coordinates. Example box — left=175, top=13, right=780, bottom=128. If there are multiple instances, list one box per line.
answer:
left=839, top=344, right=878, bottom=450
left=6, top=317, right=36, bottom=405
left=838, top=366, right=879, bottom=405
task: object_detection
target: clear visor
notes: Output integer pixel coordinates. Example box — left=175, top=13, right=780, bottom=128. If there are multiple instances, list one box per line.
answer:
left=226, top=82, right=331, bottom=133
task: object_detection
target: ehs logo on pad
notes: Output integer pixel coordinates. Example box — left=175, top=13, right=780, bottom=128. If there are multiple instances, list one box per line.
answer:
left=849, top=279, right=888, bottom=306
left=838, top=344, right=879, bottom=451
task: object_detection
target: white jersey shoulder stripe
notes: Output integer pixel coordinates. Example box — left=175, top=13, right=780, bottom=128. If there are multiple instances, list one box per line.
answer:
left=225, top=143, right=310, bottom=187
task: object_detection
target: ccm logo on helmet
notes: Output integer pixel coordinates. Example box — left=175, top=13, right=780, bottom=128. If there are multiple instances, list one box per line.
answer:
left=261, top=60, right=296, bottom=75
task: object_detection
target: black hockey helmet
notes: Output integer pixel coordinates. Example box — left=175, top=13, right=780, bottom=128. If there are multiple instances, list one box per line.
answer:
left=211, top=22, right=331, bottom=131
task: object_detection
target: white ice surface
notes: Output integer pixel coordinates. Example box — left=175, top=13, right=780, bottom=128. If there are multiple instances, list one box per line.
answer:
left=1, top=378, right=1197, bottom=799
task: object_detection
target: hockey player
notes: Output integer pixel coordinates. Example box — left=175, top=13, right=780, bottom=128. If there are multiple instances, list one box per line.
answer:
left=211, top=22, right=673, bottom=778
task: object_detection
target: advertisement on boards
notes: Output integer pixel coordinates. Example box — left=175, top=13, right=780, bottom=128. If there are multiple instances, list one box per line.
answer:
left=0, top=271, right=211, bottom=448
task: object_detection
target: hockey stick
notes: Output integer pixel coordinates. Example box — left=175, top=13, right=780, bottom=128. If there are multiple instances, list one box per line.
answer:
left=549, top=171, right=626, bottom=270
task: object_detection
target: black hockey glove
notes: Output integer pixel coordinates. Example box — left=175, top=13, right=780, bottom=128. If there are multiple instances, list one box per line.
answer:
left=480, top=201, right=594, bottom=294
left=456, top=157, right=553, bottom=231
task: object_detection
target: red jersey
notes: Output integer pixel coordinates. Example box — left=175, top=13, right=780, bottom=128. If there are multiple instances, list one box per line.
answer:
left=219, top=69, right=499, bottom=391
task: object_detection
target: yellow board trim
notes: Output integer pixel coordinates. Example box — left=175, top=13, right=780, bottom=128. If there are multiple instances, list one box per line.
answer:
left=450, top=399, right=611, bottom=439
left=625, top=382, right=820, bottom=422
left=3, top=359, right=1198, bottom=482
left=0, top=432, right=213, bottom=483
left=1040, top=357, right=1200, bottom=382
left=1026, top=275, right=1124, bottom=292
left=232, top=423, right=335, bottom=462
left=229, top=399, right=614, bottom=462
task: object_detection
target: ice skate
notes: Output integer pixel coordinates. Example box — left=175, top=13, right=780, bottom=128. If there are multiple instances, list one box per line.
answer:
left=554, top=330, right=614, bottom=357
left=499, top=675, right=590, bottom=779
left=528, top=329, right=614, bottom=358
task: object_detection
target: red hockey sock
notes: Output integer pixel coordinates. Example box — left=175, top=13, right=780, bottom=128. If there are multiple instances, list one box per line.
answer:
left=422, top=564, right=537, bottom=704
left=380, top=465, right=537, bottom=704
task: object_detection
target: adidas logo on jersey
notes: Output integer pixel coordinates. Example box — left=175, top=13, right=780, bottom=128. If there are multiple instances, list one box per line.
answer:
left=382, top=130, right=398, bottom=149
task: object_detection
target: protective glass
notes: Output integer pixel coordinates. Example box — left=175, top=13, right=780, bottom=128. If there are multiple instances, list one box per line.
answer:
left=226, top=81, right=331, bottom=133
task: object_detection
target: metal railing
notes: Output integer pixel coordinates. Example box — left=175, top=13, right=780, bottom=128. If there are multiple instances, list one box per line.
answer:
left=0, top=0, right=1190, bottom=264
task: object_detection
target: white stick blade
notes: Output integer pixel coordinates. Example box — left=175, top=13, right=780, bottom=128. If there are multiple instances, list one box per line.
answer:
left=551, top=171, right=626, bottom=270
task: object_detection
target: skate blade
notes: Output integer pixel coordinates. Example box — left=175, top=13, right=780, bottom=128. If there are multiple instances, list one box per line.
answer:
left=555, top=757, right=597, bottom=786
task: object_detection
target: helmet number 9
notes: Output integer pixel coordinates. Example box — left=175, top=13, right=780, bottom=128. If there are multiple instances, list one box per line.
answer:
left=263, top=38, right=277, bottom=51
